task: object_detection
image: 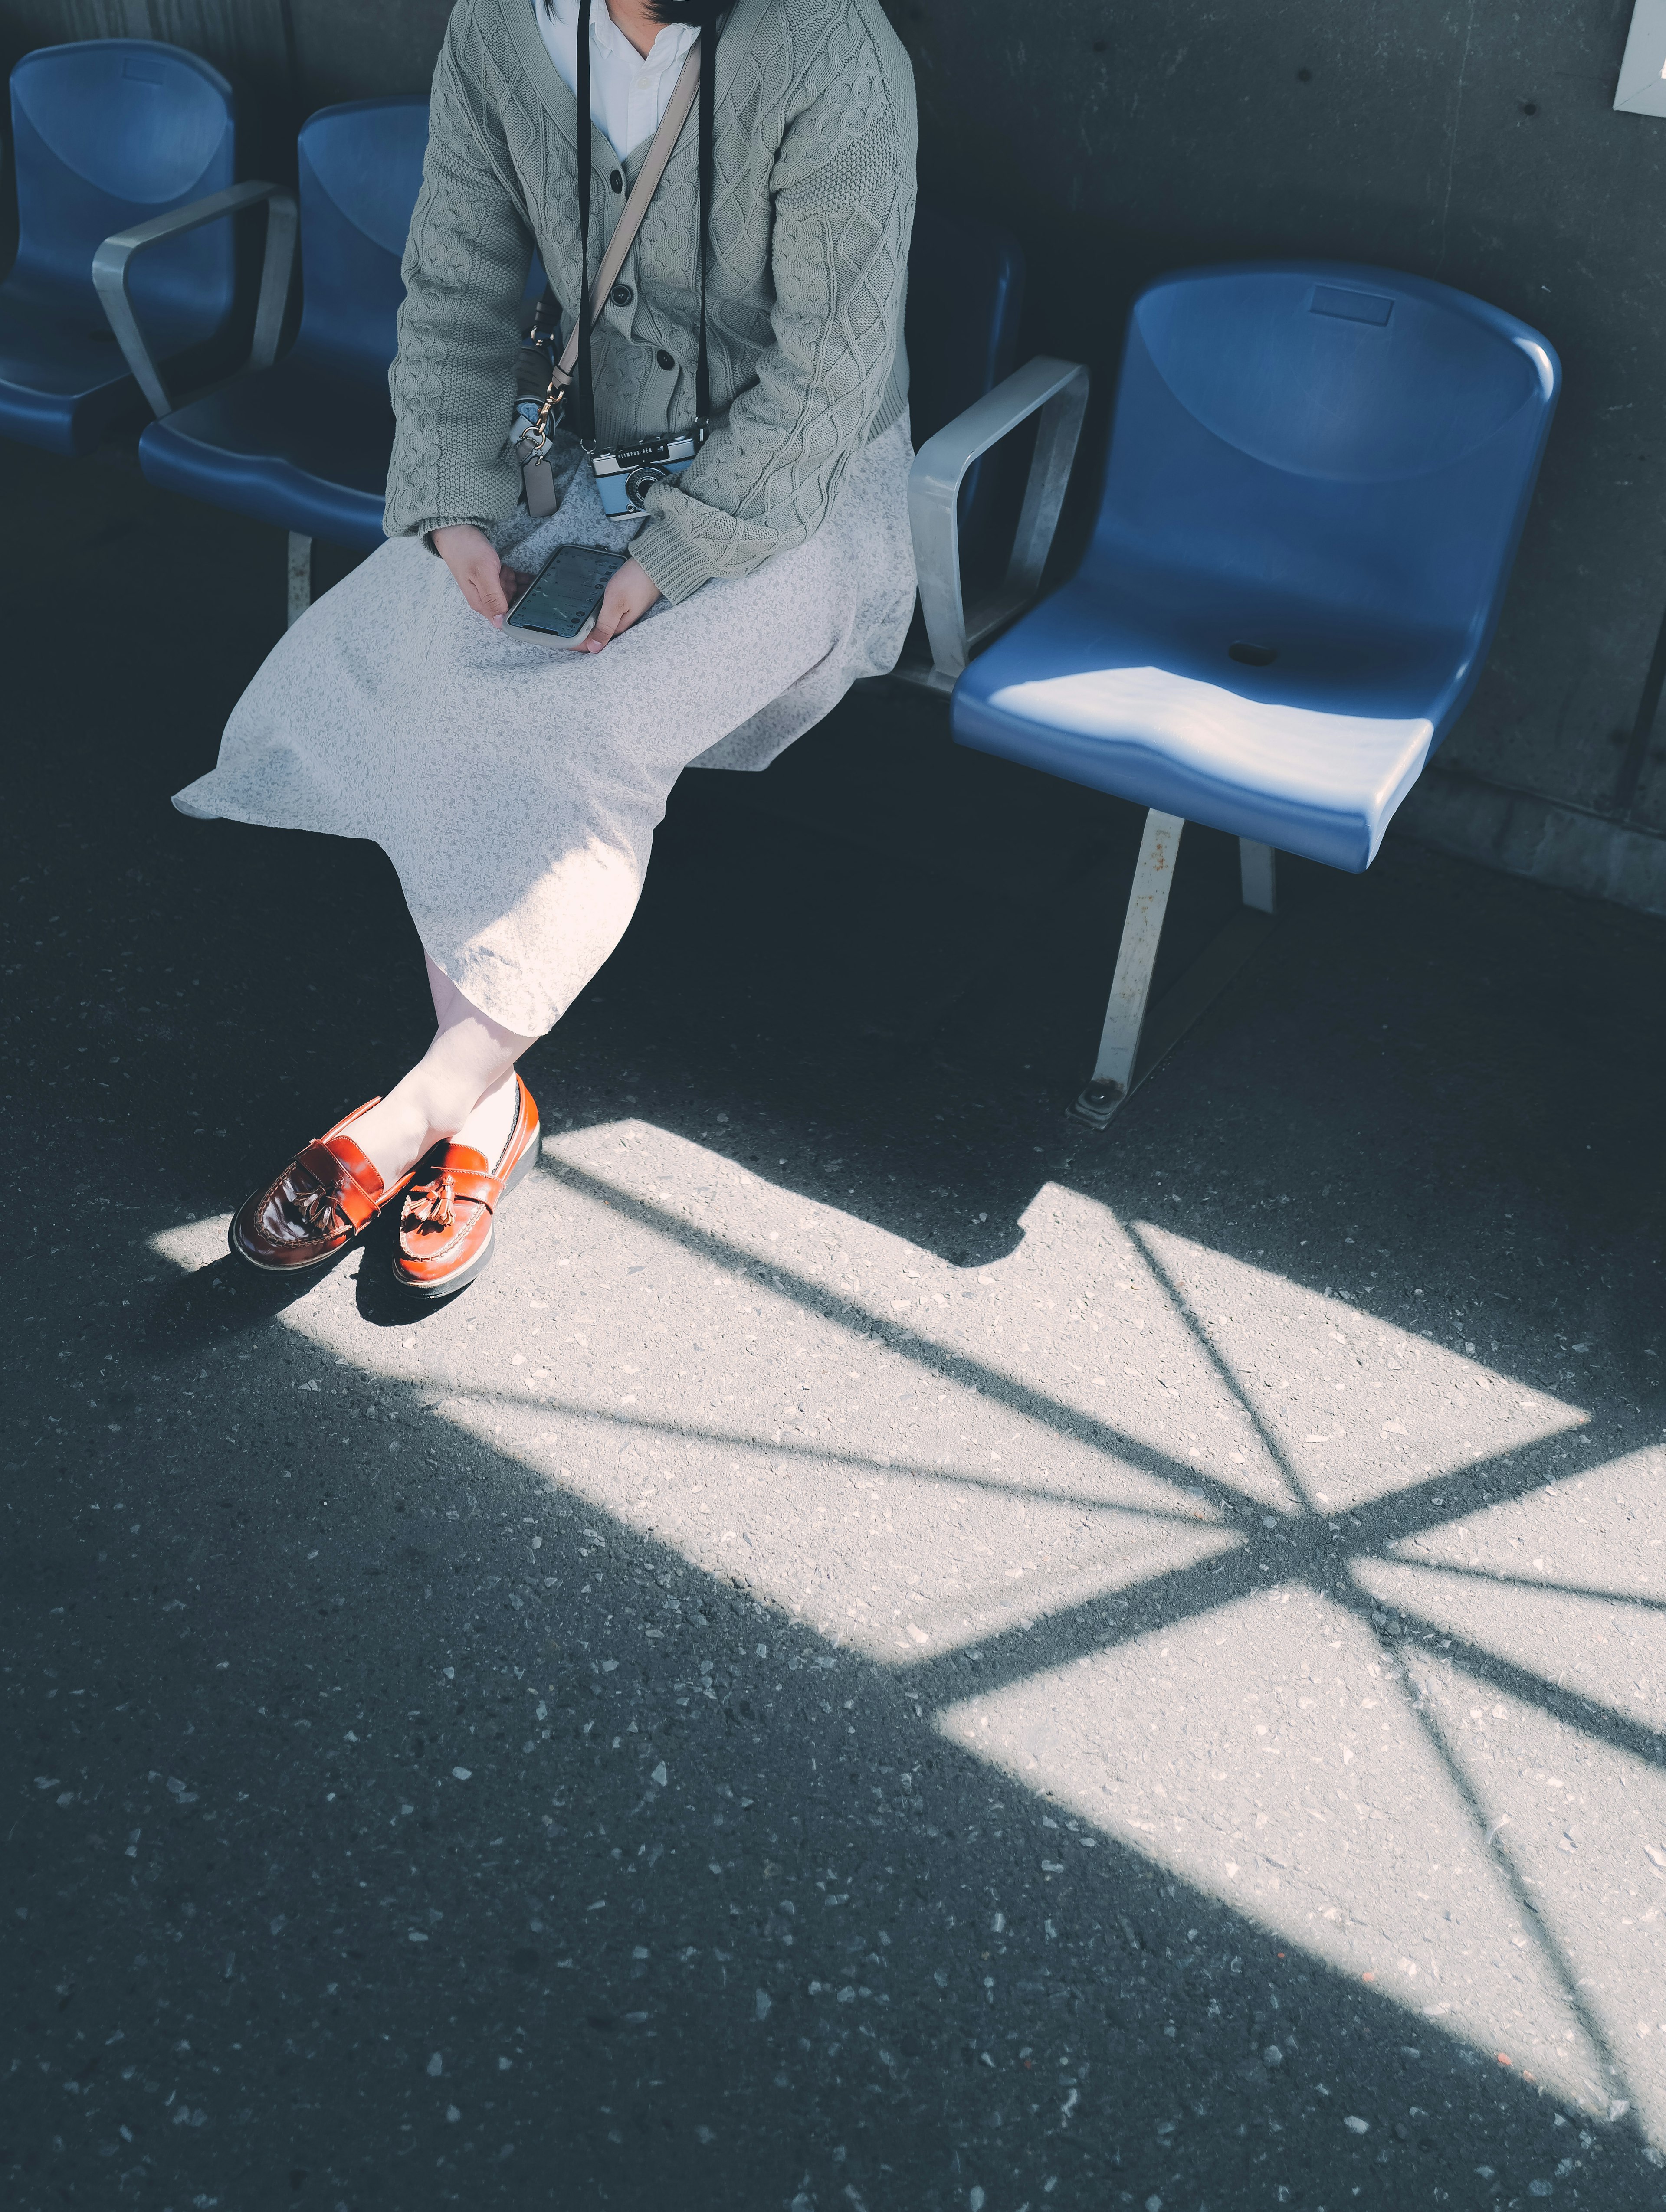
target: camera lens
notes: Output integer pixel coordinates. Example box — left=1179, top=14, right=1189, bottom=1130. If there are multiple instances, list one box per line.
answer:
left=624, top=464, right=672, bottom=511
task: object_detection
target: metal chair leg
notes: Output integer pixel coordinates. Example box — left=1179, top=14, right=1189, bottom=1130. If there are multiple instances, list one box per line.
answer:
left=1072, top=816, right=1280, bottom=1132
left=286, top=532, right=312, bottom=629
left=1240, top=837, right=1276, bottom=913
left=1073, top=808, right=1185, bottom=1127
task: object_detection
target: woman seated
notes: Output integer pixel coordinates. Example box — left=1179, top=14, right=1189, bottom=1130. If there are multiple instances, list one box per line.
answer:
left=177, top=0, right=918, bottom=1296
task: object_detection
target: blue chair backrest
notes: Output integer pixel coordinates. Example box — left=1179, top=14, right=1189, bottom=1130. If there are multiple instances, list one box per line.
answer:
left=1093, top=262, right=1559, bottom=648
left=295, top=98, right=431, bottom=381
left=8, top=39, right=235, bottom=324
left=905, top=204, right=1025, bottom=569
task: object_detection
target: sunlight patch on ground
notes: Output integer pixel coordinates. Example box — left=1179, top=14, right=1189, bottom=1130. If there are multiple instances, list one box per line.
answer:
left=1356, top=1558, right=1666, bottom=1739
left=140, top=1139, right=1249, bottom=1672
left=1403, top=1644, right=1666, bottom=2143
left=1132, top=1222, right=1587, bottom=1511
left=149, top=1214, right=230, bottom=1273
left=936, top=1584, right=1616, bottom=2114
left=407, top=1372, right=1246, bottom=1662
left=1011, top=1186, right=1308, bottom=1513
left=1387, top=1449, right=1666, bottom=1610
left=141, top=1156, right=1653, bottom=2130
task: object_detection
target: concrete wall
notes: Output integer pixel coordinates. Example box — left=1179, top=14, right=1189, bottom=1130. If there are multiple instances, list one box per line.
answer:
left=5, top=0, right=1666, bottom=907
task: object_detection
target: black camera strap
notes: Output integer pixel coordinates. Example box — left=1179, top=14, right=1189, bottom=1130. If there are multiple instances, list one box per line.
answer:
left=574, top=0, right=597, bottom=449
left=695, top=14, right=714, bottom=427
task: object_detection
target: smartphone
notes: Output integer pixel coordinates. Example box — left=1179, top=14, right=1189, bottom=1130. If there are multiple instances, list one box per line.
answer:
left=505, top=542, right=627, bottom=647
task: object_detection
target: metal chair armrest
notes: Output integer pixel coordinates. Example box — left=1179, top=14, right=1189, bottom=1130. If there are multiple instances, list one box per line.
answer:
left=908, top=355, right=1090, bottom=689
left=92, top=181, right=298, bottom=419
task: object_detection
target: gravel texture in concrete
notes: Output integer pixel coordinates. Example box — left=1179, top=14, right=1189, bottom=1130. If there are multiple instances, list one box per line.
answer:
left=4, top=437, right=1666, bottom=2212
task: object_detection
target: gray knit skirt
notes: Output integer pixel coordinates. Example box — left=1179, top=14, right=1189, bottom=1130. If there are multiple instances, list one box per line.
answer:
left=174, top=416, right=916, bottom=1037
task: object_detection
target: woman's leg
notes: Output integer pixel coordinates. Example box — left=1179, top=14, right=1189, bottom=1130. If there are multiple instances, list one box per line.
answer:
left=348, top=958, right=540, bottom=1191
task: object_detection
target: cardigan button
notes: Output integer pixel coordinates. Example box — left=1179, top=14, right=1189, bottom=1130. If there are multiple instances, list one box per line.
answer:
left=656, top=348, right=675, bottom=371
left=610, top=282, right=634, bottom=308
left=609, top=169, right=623, bottom=193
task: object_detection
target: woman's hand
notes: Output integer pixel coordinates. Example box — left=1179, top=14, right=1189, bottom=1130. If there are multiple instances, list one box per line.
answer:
left=583, top=557, right=661, bottom=651
left=432, top=524, right=529, bottom=627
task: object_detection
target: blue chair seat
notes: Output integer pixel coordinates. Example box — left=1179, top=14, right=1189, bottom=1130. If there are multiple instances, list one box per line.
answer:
left=0, top=281, right=134, bottom=450
left=140, top=351, right=394, bottom=549
left=954, top=262, right=1559, bottom=876
left=955, top=558, right=1468, bottom=873
left=0, top=39, right=238, bottom=456
left=0, top=276, right=239, bottom=451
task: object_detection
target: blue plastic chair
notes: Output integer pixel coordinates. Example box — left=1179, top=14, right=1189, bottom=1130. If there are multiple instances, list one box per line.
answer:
left=113, top=98, right=430, bottom=619
left=0, top=39, right=239, bottom=455
left=918, top=262, right=1559, bottom=1123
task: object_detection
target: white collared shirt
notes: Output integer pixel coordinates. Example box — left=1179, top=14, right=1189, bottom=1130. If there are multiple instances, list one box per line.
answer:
left=533, top=0, right=698, bottom=160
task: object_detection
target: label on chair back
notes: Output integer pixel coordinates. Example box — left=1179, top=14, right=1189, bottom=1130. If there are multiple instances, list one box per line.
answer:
left=1309, top=286, right=1394, bottom=327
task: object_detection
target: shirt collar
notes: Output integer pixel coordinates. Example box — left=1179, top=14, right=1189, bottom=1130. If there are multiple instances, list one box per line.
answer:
left=546, top=0, right=699, bottom=71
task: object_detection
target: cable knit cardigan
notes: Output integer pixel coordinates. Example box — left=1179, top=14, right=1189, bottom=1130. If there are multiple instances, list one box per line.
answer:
left=385, top=0, right=918, bottom=605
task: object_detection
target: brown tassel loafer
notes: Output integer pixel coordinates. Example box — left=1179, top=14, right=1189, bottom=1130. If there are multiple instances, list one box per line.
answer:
left=393, top=1076, right=541, bottom=1300
left=230, top=1099, right=416, bottom=1274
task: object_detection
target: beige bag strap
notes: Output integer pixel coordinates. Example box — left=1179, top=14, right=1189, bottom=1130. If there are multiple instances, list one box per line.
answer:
left=549, top=39, right=703, bottom=395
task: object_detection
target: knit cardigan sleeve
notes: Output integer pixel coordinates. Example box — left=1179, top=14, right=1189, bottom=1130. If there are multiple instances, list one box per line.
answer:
left=384, top=14, right=536, bottom=543
left=631, top=26, right=918, bottom=605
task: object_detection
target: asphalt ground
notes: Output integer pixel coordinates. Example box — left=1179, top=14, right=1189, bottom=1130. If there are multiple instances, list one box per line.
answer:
left=4, top=431, right=1666, bottom=2212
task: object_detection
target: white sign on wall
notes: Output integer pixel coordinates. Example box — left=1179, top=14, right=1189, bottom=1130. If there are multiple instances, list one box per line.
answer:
left=1615, top=0, right=1666, bottom=115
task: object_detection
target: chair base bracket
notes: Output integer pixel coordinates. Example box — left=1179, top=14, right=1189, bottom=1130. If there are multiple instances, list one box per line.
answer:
left=1069, top=905, right=1277, bottom=1132
left=1069, top=1079, right=1128, bottom=1131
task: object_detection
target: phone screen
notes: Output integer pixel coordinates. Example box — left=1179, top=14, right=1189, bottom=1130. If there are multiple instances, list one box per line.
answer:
left=507, top=544, right=626, bottom=638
